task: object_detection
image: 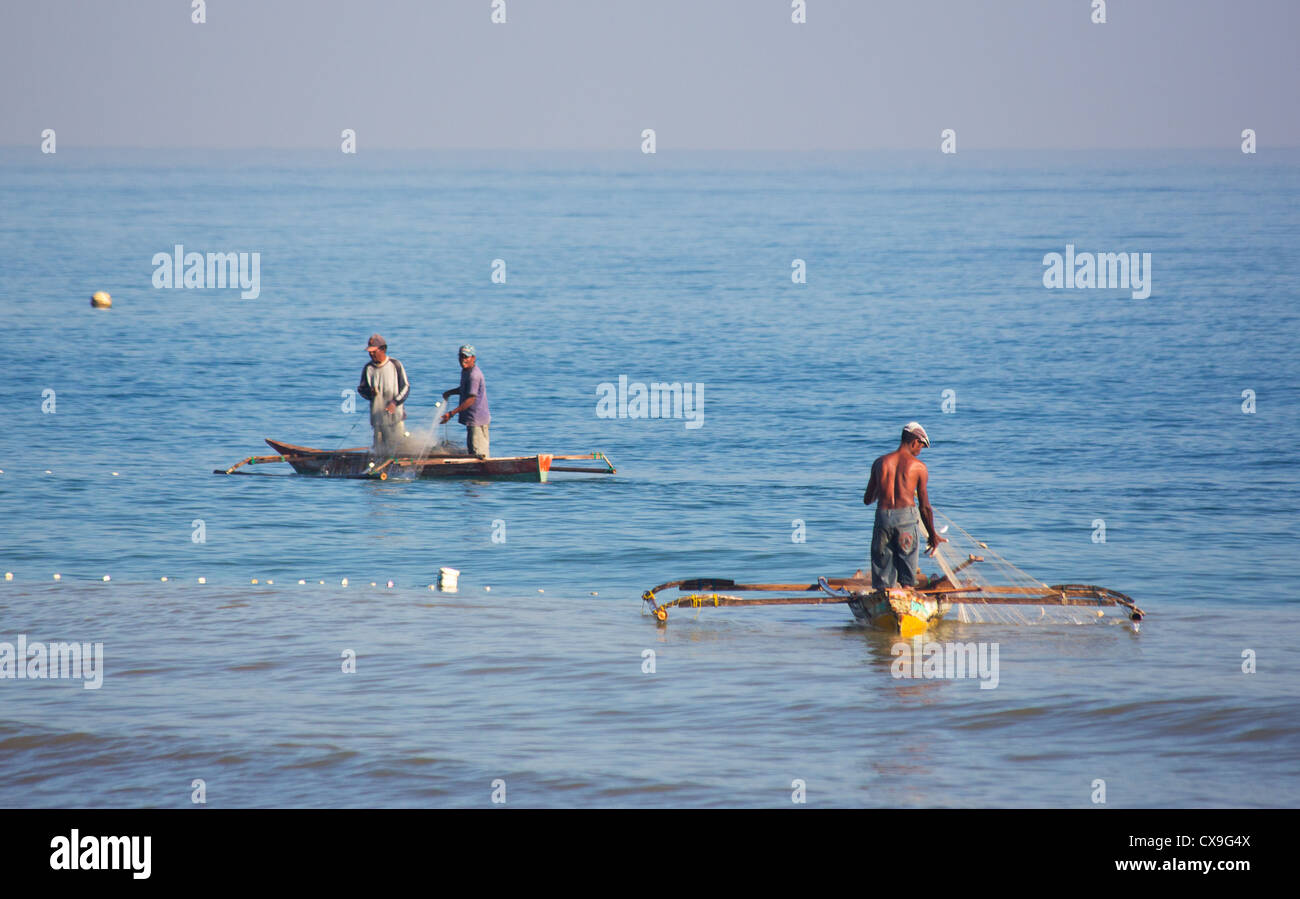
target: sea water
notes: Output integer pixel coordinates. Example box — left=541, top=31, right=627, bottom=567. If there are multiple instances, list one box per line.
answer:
left=1, top=149, right=1297, bottom=807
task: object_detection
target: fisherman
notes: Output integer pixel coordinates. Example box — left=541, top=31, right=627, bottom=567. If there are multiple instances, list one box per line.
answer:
left=440, top=345, right=490, bottom=458
left=863, top=422, right=946, bottom=589
left=357, top=334, right=411, bottom=454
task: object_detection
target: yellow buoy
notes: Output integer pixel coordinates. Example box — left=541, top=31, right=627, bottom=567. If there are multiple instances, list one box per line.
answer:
left=90, top=291, right=112, bottom=308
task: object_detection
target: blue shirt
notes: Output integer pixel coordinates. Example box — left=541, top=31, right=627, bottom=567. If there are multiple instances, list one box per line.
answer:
left=458, top=365, right=490, bottom=426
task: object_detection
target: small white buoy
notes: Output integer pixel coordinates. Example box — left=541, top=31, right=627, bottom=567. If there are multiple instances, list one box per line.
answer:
left=298, top=579, right=306, bottom=585
left=318, top=580, right=325, bottom=585
left=4, top=572, right=12, bottom=581
left=386, top=580, right=394, bottom=588
left=90, top=291, right=112, bottom=308
left=45, top=470, right=52, bottom=474
left=266, top=579, right=273, bottom=585
left=370, top=581, right=377, bottom=587
left=160, top=576, right=168, bottom=582
left=538, top=589, right=544, bottom=594
left=484, top=585, right=491, bottom=592
left=590, top=592, right=598, bottom=596
left=112, top=472, right=119, bottom=477
left=438, top=567, right=460, bottom=592
left=198, top=577, right=206, bottom=584
left=341, top=578, right=348, bottom=586
left=102, top=575, right=110, bottom=582
left=53, top=573, right=61, bottom=581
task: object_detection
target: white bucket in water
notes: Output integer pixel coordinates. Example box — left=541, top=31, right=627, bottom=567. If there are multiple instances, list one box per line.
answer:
left=438, top=567, right=460, bottom=592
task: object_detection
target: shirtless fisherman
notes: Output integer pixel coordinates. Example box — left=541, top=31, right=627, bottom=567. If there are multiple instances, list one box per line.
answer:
left=357, top=334, right=411, bottom=454
left=863, top=422, right=946, bottom=589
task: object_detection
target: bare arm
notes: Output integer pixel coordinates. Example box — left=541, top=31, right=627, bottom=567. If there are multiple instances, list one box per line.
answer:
left=916, top=466, right=945, bottom=551
left=439, top=392, right=476, bottom=422
left=863, top=458, right=880, bottom=506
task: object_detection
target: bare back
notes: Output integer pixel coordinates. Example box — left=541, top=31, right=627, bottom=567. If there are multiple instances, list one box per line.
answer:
left=866, top=449, right=927, bottom=510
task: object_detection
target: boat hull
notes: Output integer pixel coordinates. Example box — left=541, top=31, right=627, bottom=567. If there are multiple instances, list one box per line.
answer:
left=264, top=439, right=553, bottom=482
left=847, top=587, right=951, bottom=637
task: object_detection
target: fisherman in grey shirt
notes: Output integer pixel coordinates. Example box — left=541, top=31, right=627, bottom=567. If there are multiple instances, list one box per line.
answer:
left=357, top=334, right=411, bottom=454
left=440, top=345, right=490, bottom=458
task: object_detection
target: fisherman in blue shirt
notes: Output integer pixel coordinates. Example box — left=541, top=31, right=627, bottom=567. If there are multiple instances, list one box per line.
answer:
left=440, top=345, right=491, bottom=458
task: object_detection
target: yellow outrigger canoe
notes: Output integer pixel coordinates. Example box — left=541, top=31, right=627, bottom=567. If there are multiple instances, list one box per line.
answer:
left=641, top=513, right=1144, bottom=635
left=640, top=574, right=1141, bottom=636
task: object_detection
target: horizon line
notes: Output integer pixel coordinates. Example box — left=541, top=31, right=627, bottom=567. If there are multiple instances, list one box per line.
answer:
left=3, top=144, right=1294, bottom=153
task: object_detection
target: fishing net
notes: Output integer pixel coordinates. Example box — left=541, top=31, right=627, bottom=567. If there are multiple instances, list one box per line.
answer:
left=373, top=401, right=468, bottom=480
left=924, top=510, right=1136, bottom=626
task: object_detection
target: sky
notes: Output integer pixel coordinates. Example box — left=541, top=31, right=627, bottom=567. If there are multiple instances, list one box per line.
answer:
left=1, top=0, right=1296, bottom=150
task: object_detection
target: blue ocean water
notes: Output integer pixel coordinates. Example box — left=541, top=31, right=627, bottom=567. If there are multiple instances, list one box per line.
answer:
left=1, top=149, right=1298, bottom=807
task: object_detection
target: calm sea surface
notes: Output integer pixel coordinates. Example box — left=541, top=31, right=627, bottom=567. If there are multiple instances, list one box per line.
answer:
left=1, top=149, right=1298, bottom=807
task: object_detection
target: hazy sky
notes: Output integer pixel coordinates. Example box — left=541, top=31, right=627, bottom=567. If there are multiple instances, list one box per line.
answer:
left=2, top=0, right=1296, bottom=150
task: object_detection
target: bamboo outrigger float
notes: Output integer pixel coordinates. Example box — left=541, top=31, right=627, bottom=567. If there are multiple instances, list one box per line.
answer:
left=215, top=439, right=616, bottom=482
left=641, top=513, right=1144, bottom=636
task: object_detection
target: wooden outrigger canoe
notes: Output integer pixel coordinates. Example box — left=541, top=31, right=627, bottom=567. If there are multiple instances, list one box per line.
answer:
left=213, top=439, right=616, bottom=482
left=642, top=513, right=1144, bottom=634
left=640, top=575, right=951, bottom=637
left=640, top=573, right=1143, bottom=637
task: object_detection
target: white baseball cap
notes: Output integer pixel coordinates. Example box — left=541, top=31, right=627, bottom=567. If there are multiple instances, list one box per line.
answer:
left=903, top=421, right=930, bottom=447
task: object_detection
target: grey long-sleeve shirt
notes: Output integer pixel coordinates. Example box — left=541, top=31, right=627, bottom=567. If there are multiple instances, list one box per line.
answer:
left=357, top=358, right=410, bottom=424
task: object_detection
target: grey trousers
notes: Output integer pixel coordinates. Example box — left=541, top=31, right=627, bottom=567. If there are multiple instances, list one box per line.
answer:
left=466, top=424, right=490, bottom=458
